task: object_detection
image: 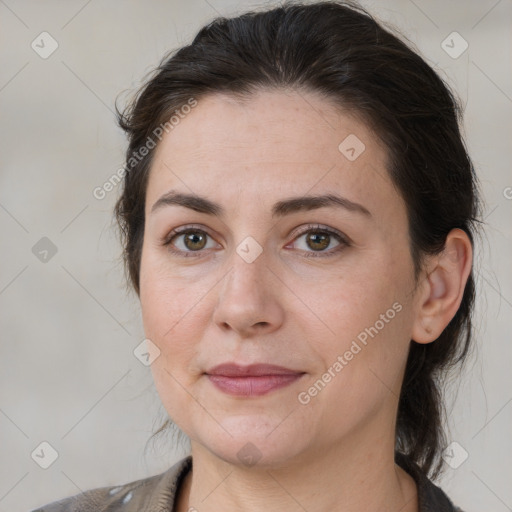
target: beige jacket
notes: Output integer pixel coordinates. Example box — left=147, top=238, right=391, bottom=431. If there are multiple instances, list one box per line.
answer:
left=31, top=454, right=464, bottom=511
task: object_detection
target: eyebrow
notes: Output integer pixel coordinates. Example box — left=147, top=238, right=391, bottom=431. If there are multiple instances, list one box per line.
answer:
left=150, top=191, right=372, bottom=218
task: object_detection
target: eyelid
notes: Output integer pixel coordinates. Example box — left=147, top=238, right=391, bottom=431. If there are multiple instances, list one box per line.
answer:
left=288, top=223, right=350, bottom=245
left=159, top=224, right=216, bottom=246
left=285, top=224, right=350, bottom=258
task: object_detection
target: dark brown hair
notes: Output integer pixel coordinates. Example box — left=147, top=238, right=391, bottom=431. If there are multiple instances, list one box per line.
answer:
left=115, top=0, right=482, bottom=479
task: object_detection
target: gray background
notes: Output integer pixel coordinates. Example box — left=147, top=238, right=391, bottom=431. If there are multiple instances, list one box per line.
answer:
left=0, top=1, right=511, bottom=511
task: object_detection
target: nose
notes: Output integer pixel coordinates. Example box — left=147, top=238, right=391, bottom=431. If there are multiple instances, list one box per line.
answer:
left=212, top=246, right=285, bottom=338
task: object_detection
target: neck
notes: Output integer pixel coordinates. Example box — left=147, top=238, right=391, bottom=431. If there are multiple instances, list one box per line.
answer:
left=174, top=428, right=418, bottom=512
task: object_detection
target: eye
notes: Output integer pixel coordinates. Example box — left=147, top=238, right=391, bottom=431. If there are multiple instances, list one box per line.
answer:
left=162, top=226, right=219, bottom=257
left=288, top=224, right=349, bottom=257
left=161, top=224, right=350, bottom=259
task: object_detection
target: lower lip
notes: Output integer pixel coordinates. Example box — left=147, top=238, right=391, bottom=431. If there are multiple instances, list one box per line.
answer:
left=206, top=374, right=304, bottom=397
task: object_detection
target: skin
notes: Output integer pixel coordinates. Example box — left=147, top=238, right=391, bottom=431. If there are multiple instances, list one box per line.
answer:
left=139, top=89, right=472, bottom=512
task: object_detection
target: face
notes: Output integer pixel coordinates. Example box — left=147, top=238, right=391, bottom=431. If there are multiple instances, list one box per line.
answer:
left=140, top=89, right=420, bottom=468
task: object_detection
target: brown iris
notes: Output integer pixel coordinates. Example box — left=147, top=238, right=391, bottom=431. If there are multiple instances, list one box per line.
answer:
left=183, top=231, right=207, bottom=251
left=306, top=232, right=330, bottom=251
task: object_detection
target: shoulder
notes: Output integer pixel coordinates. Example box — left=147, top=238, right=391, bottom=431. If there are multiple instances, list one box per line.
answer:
left=30, top=456, right=192, bottom=512
left=395, top=452, right=465, bottom=512
left=418, top=475, right=465, bottom=512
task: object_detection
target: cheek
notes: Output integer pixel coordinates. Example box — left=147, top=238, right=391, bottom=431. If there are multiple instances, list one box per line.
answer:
left=300, top=303, right=410, bottom=436
left=140, top=247, right=193, bottom=332
left=139, top=248, right=217, bottom=380
left=303, top=251, right=404, bottom=336
left=140, top=254, right=191, bottom=366
left=301, top=253, right=412, bottom=404
left=140, top=266, right=203, bottom=422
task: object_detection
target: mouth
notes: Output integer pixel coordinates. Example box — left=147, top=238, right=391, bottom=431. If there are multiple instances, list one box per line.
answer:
left=205, top=363, right=306, bottom=397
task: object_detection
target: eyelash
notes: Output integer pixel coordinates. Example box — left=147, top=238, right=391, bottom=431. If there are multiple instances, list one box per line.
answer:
left=161, top=223, right=350, bottom=259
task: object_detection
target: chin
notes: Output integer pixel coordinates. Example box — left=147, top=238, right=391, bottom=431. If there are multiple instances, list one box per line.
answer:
left=193, top=416, right=312, bottom=470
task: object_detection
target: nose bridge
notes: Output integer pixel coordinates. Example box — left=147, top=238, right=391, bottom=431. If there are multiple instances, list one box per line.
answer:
left=224, top=238, right=268, bottom=301
left=213, top=237, right=283, bottom=334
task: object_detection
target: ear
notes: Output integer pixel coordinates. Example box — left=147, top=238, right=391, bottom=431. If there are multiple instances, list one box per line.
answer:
left=411, top=228, right=473, bottom=344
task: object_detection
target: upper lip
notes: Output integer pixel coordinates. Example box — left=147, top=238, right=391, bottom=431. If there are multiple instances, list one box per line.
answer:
left=205, top=363, right=304, bottom=377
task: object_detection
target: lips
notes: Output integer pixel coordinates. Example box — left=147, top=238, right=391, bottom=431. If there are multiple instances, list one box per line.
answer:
left=205, top=363, right=305, bottom=397
left=206, top=363, right=303, bottom=377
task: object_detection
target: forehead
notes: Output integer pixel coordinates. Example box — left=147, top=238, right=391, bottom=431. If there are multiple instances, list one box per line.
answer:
left=146, top=89, right=402, bottom=223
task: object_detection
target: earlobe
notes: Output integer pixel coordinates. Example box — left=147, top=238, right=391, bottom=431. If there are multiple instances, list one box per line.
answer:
left=411, top=228, right=473, bottom=344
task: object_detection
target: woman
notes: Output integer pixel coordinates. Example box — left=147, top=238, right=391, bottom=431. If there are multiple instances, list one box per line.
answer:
left=33, top=1, right=480, bottom=511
